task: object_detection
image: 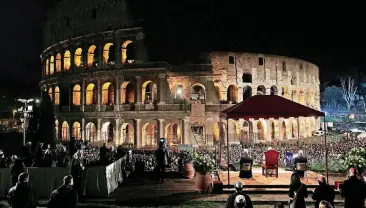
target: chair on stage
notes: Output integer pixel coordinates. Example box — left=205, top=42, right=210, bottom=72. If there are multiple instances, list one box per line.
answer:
left=295, top=163, right=308, bottom=180
left=262, top=150, right=279, bottom=177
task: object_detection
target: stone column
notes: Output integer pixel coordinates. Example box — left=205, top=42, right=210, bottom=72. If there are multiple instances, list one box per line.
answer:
left=81, top=118, right=85, bottom=141
left=237, top=87, right=243, bottom=102
left=158, top=119, right=165, bottom=139
left=51, top=85, right=55, bottom=105
left=115, top=118, right=120, bottom=145
left=115, top=37, right=121, bottom=65
left=57, top=120, right=62, bottom=141
left=82, top=46, right=88, bottom=69
left=97, top=79, right=101, bottom=111
left=97, top=118, right=101, bottom=142
left=69, top=48, right=74, bottom=72
left=135, top=76, right=142, bottom=104
left=266, top=87, right=271, bottom=95
left=81, top=79, right=85, bottom=112
left=182, top=117, right=190, bottom=145
left=114, top=76, right=120, bottom=111
left=68, top=118, right=72, bottom=140
left=60, top=49, right=64, bottom=73
left=205, top=76, right=216, bottom=104
left=68, top=83, right=72, bottom=112
left=134, top=119, right=141, bottom=148
left=135, top=32, right=145, bottom=63
left=158, top=74, right=166, bottom=104
left=97, top=42, right=103, bottom=67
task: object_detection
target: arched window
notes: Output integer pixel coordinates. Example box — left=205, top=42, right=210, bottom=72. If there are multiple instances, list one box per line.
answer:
left=86, top=83, right=97, bottom=105
left=55, top=53, right=61, bottom=72
left=49, top=56, right=55, bottom=74
left=103, top=43, right=114, bottom=65
left=74, top=48, right=83, bottom=67
left=64, top=50, right=71, bottom=70
left=122, top=40, right=135, bottom=64
left=86, top=123, right=97, bottom=142
left=48, top=88, right=53, bottom=102
left=54, top=87, right=60, bottom=105
left=72, top=122, right=81, bottom=139
left=45, top=59, right=49, bottom=75
left=87, top=45, right=96, bottom=67
left=102, top=82, right=114, bottom=105
left=73, top=85, right=81, bottom=105
left=62, top=121, right=69, bottom=140
left=55, top=120, right=59, bottom=140
left=175, top=85, right=183, bottom=100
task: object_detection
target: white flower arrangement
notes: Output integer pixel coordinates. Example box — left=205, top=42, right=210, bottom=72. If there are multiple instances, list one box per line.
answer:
left=344, top=147, right=366, bottom=172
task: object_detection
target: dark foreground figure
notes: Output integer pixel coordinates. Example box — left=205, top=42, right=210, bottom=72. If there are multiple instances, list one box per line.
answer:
left=8, top=172, right=37, bottom=208
left=225, top=181, right=253, bottom=208
left=47, top=175, right=78, bottom=208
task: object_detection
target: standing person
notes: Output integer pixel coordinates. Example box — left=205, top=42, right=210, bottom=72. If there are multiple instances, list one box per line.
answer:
left=10, top=155, right=25, bottom=186
left=99, top=143, right=108, bottom=166
left=8, top=172, right=37, bottom=208
left=340, top=168, right=366, bottom=208
left=293, top=150, right=307, bottom=178
left=0, top=150, right=6, bottom=168
left=312, top=175, right=335, bottom=208
left=155, top=138, right=169, bottom=184
left=225, top=182, right=253, bottom=208
left=288, top=173, right=308, bottom=208
left=69, top=151, right=85, bottom=197
left=47, top=175, right=78, bottom=208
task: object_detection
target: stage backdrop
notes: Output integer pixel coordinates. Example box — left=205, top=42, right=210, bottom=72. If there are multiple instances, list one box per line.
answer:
left=0, top=157, right=124, bottom=198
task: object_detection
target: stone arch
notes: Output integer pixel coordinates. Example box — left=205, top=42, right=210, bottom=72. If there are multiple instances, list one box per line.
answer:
left=87, top=45, right=97, bottom=67
left=257, top=85, right=266, bottom=95
left=292, top=119, right=298, bottom=138
left=214, top=85, right=222, bottom=101
left=271, top=120, right=279, bottom=141
left=48, top=87, right=53, bottom=102
left=241, top=120, right=253, bottom=143
left=74, top=48, right=83, bottom=67
left=62, top=121, right=69, bottom=140
left=104, top=43, right=115, bottom=64
left=243, top=86, right=252, bottom=101
left=299, top=89, right=305, bottom=105
left=142, top=122, right=158, bottom=147
left=242, top=73, right=252, bottom=83
left=45, top=59, right=49, bottom=75
left=86, top=83, right=97, bottom=105
left=122, top=40, right=135, bottom=64
left=213, top=122, right=226, bottom=144
left=102, top=82, right=114, bottom=105
left=142, top=80, right=157, bottom=103
left=101, top=122, right=114, bottom=142
left=191, top=83, right=206, bottom=100
left=64, top=50, right=71, bottom=71
left=55, top=120, right=59, bottom=140
left=174, top=85, right=184, bottom=100
left=120, top=81, right=135, bottom=104
left=85, top=122, right=97, bottom=142
left=281, top=120, right=288, bottom=140
left=55, top=53, right=61, bottom=72
left=228, top=119, right=240, bottom=143
left=227, top=85, right=238, bottom=103
left=291, top=90, right=297, bottom=102
left=270, top=86, right=278, bottom=95
left=72, top=85, right=81, bottom=105
left=165, top=123, right=182, bottom=145
left=72, top=122, right=81, bottom=140
left=54, top=86, right=60, bottom=105
left=120, top=123, right=134, bottom=145
left=50, top=56, right=55, bottom=75
left=257, top=120, right=267, bottom=141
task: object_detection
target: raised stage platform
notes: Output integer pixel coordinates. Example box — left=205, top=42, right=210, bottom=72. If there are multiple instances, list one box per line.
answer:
left=219, top=167, right=329, bottom=186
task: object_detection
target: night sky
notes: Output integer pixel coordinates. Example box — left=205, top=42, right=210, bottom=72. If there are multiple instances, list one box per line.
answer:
left=0, top=0, right=365, bottom=99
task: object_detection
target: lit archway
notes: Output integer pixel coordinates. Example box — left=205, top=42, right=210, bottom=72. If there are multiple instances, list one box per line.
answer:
left=54, top=86, right=60, bottom=105
left=292, top=120, right=298, bottom=138
left=282, top=87, right=289, bottom=99
left=142, top=123, right=157, bottom=147
left=73, top=85, right=81, bottom=105
left=241, top=121, right=250, bottom=143
left=74, top=48, right=83, bottom=67
left=142, top=81, right=157, bottom=103
left=215, top=86, right=222, bottom=100
left=122, top=40, right=135, bottom=64
left=299, top=118, right=305, bottom=138
left=86, top=83, right=97, bottom=105
left=64, top=50, right=71, bottom=70
left=213, top=122, right=226, bottom=144
left=191, top=83, right=206, bottom=100
left=86, top=122, right=97, bottom=142
left=120, top=123, right=134, bottom=145
left=270, top=86, right=278, bottom=95
left=72, top=122, right=81, bottom=139
left=175, top=85, right=184, bottom=100
left=257, top=85, right=266, bottom=95
left=48, top=88, right=53, bottom=102
left=62, top=121, right=69, bottom=140
left=102, top=82, right=114, bottom=105
left=45, top=59, right=49, bottom=75
left=191, top=123, right=205, bottom=144
left=281, top=121, right=287, bottom=140
left=227, top=85, right=238, bottom=103
left=55, top=120, right=59, bottom=140
left=87, top=45, right=96, bottom=67
left=165, top=123, right=182, bottom=145
left=101, top=122, right=114, bottom=142
left=243, top=86, right=252, bottom=101
left=257, top=120, right=266, bottom=141
left=50, top=56, right=55, bottom=74
left=55, top=54, right=61, bottom=72
left=120, top=82, right=135, bottom=104
left=103, top=43, right=114, bottom=65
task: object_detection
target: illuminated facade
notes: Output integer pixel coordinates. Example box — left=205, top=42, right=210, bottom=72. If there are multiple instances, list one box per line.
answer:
left=40, top=0, right=321, bottom=147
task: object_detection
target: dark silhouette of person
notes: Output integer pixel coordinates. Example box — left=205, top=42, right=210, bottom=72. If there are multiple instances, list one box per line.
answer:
left=10, top=155, right=25, bottom=186
left=239, top=149, right=253, bottom=179
left=0, top=150, right=6, bottom=168
left=155, top=138, right=169, bottom=184
left=47, top=175, right=78, bottom=208
left=8, top=172, right=37, bottom=208
left=225, top=181, right=253, bottom=208
left=293, top=150, right=307, bottom=178
left=99, top=143, right=108, bottom=166
left=341, top=168, right=366, bottom=208
left=288, top=173, right=308, bottom=208
left=69, top=151, right=85, bottom=197
left=312, top=175, right=335, bottom=208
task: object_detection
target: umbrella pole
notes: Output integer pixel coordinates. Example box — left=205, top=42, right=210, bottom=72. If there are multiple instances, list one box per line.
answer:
left=323, top=116, right=329, bottom=183
left=227, top=118, right=230, bottom=186
left=297, top=117, right=300, bottom=151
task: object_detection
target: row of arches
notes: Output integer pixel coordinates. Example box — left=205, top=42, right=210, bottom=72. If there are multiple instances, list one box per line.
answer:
left=44, top=40, right=136, bottom=76
left=57, top=120, right=182, bottom=147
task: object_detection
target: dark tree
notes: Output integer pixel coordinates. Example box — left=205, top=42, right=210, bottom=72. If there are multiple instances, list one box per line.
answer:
left=26, top=106, right=40, bottom=150
left=37, top=92, right=55, bottom=147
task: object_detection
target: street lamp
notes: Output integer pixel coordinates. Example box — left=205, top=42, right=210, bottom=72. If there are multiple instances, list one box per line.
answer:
left=17, top=98, right=35, bottom=146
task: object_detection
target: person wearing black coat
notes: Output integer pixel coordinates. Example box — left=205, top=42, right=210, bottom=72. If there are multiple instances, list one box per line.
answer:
left=8, top=172, right=37, bottom=208
left=341, top=168, right=366, bottom=208
left=47, top=175, right=78, bottom=208
left=155, top=138, right=169, bottom=184
left=293, top=150, right=307, bottom=178
left=289, top=173, right=308, bottom=208
left=69, top=151, right=85, bottom=197
left=312, top=175, right=335, bottom=208
left=225, top=182, right=253, bottom=208
left=239, top=149, right=253, bottom=179
left=10, top=156, right=25, bottom=186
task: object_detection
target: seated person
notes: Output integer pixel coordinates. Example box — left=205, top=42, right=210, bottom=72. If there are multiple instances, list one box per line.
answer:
left=293, top=150, right=307, bottom=178
left=239, top=149, right=253, bottom=179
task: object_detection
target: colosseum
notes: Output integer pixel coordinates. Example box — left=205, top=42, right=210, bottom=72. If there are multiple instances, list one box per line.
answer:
left=40, top=0, right=321, bottom=148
